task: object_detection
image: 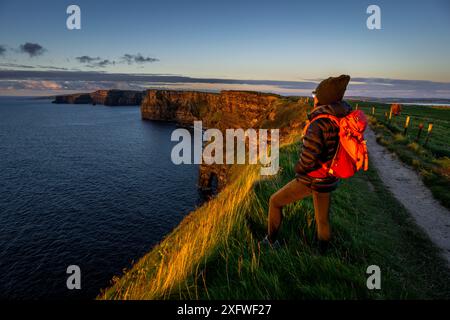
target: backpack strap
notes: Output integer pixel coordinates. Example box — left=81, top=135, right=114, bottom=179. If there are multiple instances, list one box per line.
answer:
left=302, top=114, right=340, bottom=137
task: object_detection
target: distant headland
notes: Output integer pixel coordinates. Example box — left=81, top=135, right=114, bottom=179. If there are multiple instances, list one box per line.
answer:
left=52, top=89, right=143, bottom=106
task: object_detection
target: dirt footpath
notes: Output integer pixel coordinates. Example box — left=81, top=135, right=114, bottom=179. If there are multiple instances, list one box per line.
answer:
left=365, top=127, right=450, bottom=266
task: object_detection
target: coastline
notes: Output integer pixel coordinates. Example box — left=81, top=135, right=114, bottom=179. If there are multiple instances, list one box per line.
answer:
left=97, top=92, right=450, bottom=299
left=99, top=128, right=450, bottom=299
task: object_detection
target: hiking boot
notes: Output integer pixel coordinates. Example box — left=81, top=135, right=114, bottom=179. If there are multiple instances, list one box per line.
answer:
left=260, top=235, right=281, bottom=249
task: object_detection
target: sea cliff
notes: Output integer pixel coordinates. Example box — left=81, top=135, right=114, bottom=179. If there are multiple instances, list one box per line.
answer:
left=52, top=89, right=143, bottom=106
left=141, top=90, right=281, bottom=128
left=141, top=90, right=307, bottom=190
left=98, top=95, right=450, bottom=300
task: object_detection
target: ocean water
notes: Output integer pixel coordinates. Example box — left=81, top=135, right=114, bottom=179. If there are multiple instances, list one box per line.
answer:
left=0, top=97, right=201, bottom=299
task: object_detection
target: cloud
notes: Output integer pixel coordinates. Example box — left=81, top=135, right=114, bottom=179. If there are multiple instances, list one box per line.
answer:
left=0, top=45, right=5, bottom=56
left=0, top=80, right=62, bottom=90
left=37, top=65, right=70, bottom=71
left=0, top=70, right=449, bottom=98
left=89, top=59, right=115, bottom=68
left=0, top=63, right=71, bottom=71
left=75, top=55, right=101, bottom=63
left=75, top=56, right=115, bottom=68
left=0, top=63, right=35, bottom=69
left=19, top=42, right=45, bottom=57
left=74, top=53, right=158, bottom=68
left=121, top=54, right=159, bottom=65
left=350, top=77, right=450, bottom=91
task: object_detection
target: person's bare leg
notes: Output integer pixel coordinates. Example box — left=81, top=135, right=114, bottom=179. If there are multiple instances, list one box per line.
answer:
left=268, top=179, right=312, bottom=242
left=312, top=191, right=331, bottom=241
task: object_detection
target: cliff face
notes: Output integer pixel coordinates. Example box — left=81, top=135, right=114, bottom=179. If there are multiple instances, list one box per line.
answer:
left=53, top=93, right=92, bottom=104
left=141, top=90, right=308, bottom=192
left=141, top=90, right=280, bottom=129
left=53, top=90, right=143, bottom=106
left=91, top=90, right=143, bottom=106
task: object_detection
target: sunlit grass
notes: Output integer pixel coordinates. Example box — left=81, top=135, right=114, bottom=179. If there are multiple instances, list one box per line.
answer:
left=98, top=99, right=450, bottom=300
left=99, top=136, right=450, bottom=300
left=98, top=158, right=262, bottom=299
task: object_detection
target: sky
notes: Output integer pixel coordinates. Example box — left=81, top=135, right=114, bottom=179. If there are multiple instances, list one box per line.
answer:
left=0, top=0, right=450, bottom=97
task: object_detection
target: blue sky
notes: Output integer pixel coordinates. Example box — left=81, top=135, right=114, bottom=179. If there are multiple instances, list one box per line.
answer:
left=0, top=0, right=450, bottom=97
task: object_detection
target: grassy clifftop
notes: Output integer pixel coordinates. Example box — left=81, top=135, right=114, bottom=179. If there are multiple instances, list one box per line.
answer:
left=99, top=129, right=450, bottom=299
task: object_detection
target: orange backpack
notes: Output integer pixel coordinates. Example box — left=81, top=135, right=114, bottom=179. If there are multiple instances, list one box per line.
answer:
left=303, top=110, right=369, bottom=179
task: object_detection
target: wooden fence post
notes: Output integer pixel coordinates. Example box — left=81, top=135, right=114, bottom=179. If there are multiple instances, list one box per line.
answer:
left=403, top=116, right=410, bottom=135
left=424, top=123, right=433, bottom=146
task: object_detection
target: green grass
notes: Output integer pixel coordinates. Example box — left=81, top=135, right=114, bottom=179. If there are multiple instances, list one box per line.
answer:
left=352, top=101, right=450, bottom=209
left=350, top=101, right=450, bottom=209
left=99, top=138, right=450, bottom=300
left=350, top=101, right=450, bottom=158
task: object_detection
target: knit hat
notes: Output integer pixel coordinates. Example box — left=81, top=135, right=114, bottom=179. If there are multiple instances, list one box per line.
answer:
left=313, top=75, right=350, bottom=105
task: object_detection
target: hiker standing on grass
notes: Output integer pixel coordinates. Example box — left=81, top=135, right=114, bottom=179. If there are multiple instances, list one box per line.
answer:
left=263, top=75, right=368, bottom=253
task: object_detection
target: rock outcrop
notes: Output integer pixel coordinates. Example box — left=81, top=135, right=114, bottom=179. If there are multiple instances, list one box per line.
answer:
left=141, top=90, right=308, bottom=192
left=141, top=90, right=280, bottom=128
left=52, top=93, right=93, bottom=104
left=53, top=90, right=143, bottom=106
